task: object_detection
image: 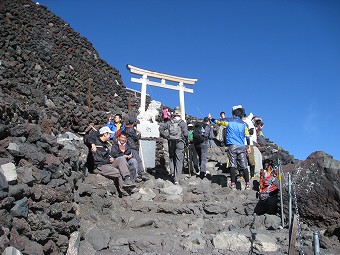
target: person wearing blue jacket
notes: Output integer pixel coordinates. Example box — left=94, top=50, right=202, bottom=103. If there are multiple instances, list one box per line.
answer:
left=209, top=106, right=251, bottom=190
left=106, top=113, right=125, bottom=139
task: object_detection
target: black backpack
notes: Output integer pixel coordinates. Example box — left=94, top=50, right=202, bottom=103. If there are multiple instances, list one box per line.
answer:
left=193, top=122, right=207, bottom=143
left=168, top=119, right=183, bottom=140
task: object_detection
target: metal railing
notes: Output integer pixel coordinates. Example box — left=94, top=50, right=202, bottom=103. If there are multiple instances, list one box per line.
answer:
left=276, top=159, right=320, bottom=255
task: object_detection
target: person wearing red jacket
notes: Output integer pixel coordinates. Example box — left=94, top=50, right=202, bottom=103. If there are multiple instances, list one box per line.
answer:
left=254, top=159, right=279, bottom=215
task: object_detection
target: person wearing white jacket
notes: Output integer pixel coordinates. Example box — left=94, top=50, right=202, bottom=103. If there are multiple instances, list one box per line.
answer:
left=243, top=112, right=257, bottom=179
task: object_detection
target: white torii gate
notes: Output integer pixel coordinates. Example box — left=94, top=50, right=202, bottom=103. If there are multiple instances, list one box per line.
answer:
left=127, top=64, right=197, bottom=120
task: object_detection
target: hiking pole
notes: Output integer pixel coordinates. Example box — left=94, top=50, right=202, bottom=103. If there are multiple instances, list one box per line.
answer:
left=288, top=173, right=292, bottom=230
left=187, top=144, right=192, bottom=177
left=277, top=159, right=285, bottom=228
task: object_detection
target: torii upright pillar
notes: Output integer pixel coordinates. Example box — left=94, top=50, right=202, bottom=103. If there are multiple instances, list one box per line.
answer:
left=127, top=64, right=197, bottom=120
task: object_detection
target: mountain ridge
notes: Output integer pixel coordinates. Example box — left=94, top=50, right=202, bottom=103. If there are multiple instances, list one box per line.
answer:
left=0, top=1, right=339, bottom=254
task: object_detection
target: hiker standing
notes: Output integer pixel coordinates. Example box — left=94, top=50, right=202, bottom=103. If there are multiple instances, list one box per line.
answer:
left=124, top=117, right=147, bottom=180
left=159, top=108, right=188, bottom=184
left=243, top=111, right=257, bottom=179
left=209, top=106, right=251, bottom=190
left=215, top=111, right=229, bottom=147
left=252, top=116, right=265, bottom=145
left=193, top=117, right=214, bottom=179
left=162, top=107, right=172, bottom=123
left=187, top=123, right=199, bottom=175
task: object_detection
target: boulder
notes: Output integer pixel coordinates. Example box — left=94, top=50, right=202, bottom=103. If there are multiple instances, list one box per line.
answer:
left=212, top=231, right=251, bottom=252
left=0, top=163, right=17, bottom=185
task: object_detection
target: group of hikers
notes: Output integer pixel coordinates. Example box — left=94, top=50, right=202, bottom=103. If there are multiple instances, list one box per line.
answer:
left=84, top=114, right=148, bottom=196
left=159, top=105, right=265, bottom=188
left=84, top=104, right=278, bottom=214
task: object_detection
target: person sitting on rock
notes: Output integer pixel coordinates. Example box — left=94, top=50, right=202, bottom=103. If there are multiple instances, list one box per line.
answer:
left=159, top=108, right=188, bottom=185
left=111, top=131, right=138, bottom=183
left=254, top=159, right=279, bottom=215
left=84, top=126, right=134, bottom=197
left=209, top=106, right=251, bottom=190
left=106, top=113, right=125, bottom=140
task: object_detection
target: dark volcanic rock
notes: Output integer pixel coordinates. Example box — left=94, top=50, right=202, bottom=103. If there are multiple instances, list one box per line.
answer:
left=287, top=152, right=340, bottom=240
left=0, top=0, right=339, bottom=254
left=10, top=197, right=29, bottom=218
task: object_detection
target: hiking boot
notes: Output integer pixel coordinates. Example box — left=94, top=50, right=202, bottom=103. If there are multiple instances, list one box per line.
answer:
left=194, top=165, right=200, bottom=174
left=123, top=176, right=134, bottom=186
left=245, top=184, right=251, bottom=190
left=140, top=172, right=152, bottom=181
left=135, top=176, right=143, bottom=183
left=130, top=187, right=139, bottom=194
left=230, top=184, right=236, bottom=190
left=199, top=172, right=206, bottom=180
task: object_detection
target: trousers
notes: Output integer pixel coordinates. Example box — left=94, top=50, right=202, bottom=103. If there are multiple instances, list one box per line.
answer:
left=194, top=141, right=209, bottom=173
left=168, top=140, right=185, bottom=183
left=95, top=157, right=131, bottom=195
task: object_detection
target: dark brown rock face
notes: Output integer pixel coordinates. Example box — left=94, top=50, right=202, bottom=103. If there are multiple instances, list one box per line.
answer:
left=1, top=0, right=339, bottom=254
left=290, top=152, right=340, bottom=241
left=0, top=0, right=133, bottom=134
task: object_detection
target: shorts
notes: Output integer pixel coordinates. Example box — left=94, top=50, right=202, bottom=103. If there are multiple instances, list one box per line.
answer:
left=227, top=144, right=248, bottom=169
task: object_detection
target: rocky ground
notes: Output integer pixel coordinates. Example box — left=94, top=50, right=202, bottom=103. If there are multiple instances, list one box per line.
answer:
left=72, top=143, right=339, bottom=255
left=0, top=0, right=339, bottom=254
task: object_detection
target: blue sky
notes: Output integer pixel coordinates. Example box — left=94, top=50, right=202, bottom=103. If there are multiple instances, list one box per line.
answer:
left=38, top=0, right=340, bottom=161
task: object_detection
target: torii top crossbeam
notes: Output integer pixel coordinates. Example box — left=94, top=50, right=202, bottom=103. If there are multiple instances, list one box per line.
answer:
left=127, top=64, right=197, bottom=120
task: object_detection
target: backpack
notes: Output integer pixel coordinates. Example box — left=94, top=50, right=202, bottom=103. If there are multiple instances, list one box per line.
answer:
left=162, top=109, right=171, bottom=120
left=188, top=130, right=194, bottom=142
left=168, top=119, right=183, bottom=140
left=216, top=126, right=225, bottom=142
left=114, top=129, right=122, bottom=138
left=193, top=122, right=207, bottom=143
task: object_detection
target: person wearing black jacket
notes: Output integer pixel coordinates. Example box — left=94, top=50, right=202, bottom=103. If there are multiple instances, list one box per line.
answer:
left=111, top=131, right=138, bottom=182
left=194, top=117, right=214, bottom=179
left=124, top=117, right=145, bottom=175
left=84, top=126, right=134, bottom=196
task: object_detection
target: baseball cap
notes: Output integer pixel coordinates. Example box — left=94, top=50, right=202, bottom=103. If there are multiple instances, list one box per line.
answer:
left=232, top=105, right=243, bottom=111
left=174, top=109, right=181, bottom=116
left=127, top=117, right=140, bottom=124
left=98, top=126, right=114, bottom=135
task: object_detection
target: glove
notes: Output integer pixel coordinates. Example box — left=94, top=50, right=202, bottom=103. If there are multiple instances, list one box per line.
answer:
left=211, top=118, right=216, bottom=123
left=249, top=128, right=254, bottom=135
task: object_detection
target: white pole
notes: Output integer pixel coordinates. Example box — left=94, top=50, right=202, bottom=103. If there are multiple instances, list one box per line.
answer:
left=288, top=173, right=292, bottom=229
left=179, top=82, right=186, bottom=120
left=140, top=74, right=147, bottom=115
